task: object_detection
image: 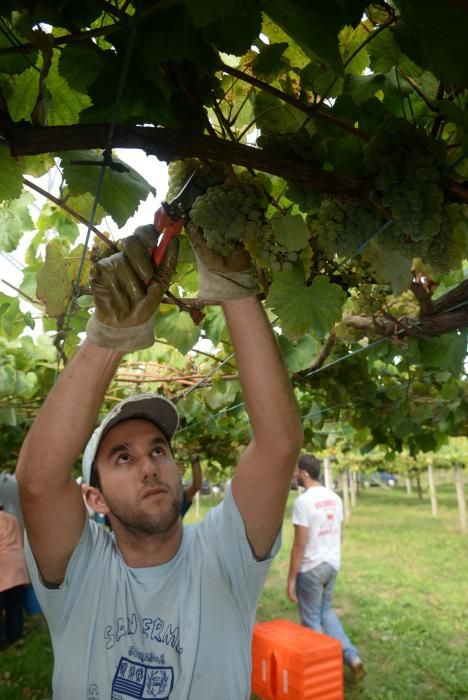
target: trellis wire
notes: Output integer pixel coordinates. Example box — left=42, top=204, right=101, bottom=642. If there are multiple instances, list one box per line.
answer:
left=55, top=0, right=145, bottom=380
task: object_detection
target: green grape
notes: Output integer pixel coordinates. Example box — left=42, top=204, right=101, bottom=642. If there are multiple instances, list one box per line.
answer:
left=188, top=173, right=268, bottom=255
left=313, top=198, right=384, bottom=260
left=424, top=204, right=467, bottom=273
left=285, top=181, right=322, bottom=215
left=166, top=159, right=226, bottom=213
left=364, top=118, right=446, bottom=245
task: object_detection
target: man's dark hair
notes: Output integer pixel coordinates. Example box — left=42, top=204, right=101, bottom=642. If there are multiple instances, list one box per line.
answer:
left=298, top=454, right=321, bottom=481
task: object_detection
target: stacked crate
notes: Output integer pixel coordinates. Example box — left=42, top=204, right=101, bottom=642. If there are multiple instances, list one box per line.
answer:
left=251, top=619, right=344, bottom=700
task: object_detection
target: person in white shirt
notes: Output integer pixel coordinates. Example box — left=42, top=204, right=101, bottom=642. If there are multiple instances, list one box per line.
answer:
left=287, top=454, right=365, bottom=680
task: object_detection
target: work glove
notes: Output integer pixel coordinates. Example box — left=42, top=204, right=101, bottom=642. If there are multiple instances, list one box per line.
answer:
left=86, top=224, right=179, bottom=351
left=186, top=223, right=257, bottom=303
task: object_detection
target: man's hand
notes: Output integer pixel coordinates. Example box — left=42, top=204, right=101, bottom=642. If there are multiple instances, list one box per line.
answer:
left=287, top=577, right=298, bottom=604
left=86, top=225, right=179, bottom=351
left=186, top=223, right=257, bottom=302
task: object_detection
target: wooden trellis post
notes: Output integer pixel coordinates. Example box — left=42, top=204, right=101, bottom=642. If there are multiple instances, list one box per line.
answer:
left=455, top=465, right=467, bottom=535
left=342, top=469, right=351, bottom=522
left=427, top=458, right=438, bottom=517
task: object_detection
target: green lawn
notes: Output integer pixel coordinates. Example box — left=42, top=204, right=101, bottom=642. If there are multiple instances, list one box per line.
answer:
left=1, top=485, right=467, bottom=699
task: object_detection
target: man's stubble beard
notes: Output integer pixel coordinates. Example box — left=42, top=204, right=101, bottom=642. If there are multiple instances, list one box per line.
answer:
left=104, top=480, right=184, bottom=537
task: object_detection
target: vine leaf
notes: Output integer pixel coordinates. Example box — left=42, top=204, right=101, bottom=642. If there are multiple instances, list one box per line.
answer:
left=278, top=333, right=321, bottom=372
left=185, top=0, right=237, bottom=28
left=362, top=242, right=413, bottom=296
left=2, top=66, right=39, bottom=121
left=0, top=150, right=26, bottom=203
left=267, top=271, right=346, bottom=337
left=271, top=213, right=310, bottom=251
left=60, top=151, right=155, bottom=227
left=46, top=50, right=91, bottom=125
left=154, top=305, right=201, bottom=355
left=417, top=333, right=467, bottom=375
left=203, top=378, right=238, bottom=410
left=0, top=293, right=34, bottom=340
left=0, top=192, right=35, bottom=252
left=36, top=241, right=90, bottom=317
left=394, top=0, right=468, bottom=88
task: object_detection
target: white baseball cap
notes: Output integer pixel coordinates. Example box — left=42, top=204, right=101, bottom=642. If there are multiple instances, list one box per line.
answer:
left=82, top=393, right=179, bottom=484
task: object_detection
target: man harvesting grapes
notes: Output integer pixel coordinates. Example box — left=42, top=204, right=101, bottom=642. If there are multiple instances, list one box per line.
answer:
left=16, top=222, right=303, bottom=699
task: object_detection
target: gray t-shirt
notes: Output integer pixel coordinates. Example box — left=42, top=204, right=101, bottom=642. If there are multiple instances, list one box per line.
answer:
left=25, top=485, right=280, bottom=699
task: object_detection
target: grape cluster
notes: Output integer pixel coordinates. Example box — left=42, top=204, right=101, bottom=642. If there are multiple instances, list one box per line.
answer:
left=189, top=174, right=267, bottom=254
left=364, top=118, right=446, bottom=244
left=311, top=198, right=384, bottom=260
left=257, top=239, right=299, bottom=272
left=285, top=181, right=321, bottom=215
left=424, top=204, right=467, bottom=273
left=166, top=159, right=225, bottom=213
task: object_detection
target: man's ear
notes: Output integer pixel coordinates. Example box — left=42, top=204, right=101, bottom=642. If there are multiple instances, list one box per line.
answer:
left=84, top=485, right=110, bottom=515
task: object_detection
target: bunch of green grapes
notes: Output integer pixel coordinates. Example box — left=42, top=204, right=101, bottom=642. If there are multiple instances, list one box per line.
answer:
left=351, top=285, right=389, bottom=317
left=165, top=159, right=225, bottom=211
left=312, top=198, right=384, bottom=260
left=364, top=118, right=446, bottom=245
left=188, top=173, right=267, bottom=254
left=89, top=233, right=120, bottom=263
left=255, top=238, right=299, bottom=272
left=424, top=203, right=467, bottom=273
left=285, top=181, right=322, bottom=215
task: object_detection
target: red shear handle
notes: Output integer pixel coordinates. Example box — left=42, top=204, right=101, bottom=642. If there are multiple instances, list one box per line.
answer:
left=153, top=220, right=184, bottom=266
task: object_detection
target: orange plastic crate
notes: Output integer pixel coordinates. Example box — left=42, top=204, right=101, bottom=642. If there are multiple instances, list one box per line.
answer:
left=251, top=619, right=344, bottom=700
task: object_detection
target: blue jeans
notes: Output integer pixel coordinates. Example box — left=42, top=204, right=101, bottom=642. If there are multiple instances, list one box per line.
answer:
left=296, top=561, right=360, bottom=666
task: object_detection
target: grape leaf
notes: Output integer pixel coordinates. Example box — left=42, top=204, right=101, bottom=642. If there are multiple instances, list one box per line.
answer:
left=0, top=192, right=35, bottom=252
left=154, top=306, right=201, bottom=355
left=58, top=45, right=103, bottom=92
left=0, top=364, right=16, bottom=395
left=36, top=241, right=90, bottom=313
left=36, top=204, right=80, bottom=244
left=362, top=242, right=413, bottom=296
left=0, top=149, right=25, bottom=203
left=60, top=151, right=155, bottom=227
left=267, top=271, right=346, bottom=337
left=278, top=333, right=320, bottom=372
left=0, top=33, right=38, bottom=75
left=185, top=0, right=237, bottom=27
left=339, top=25, right=369, bottom=76
left=46, top=50, right=91, bottom=125
left=253, top=90, right=305, bottom=135
left=202, top=306, right=227, bottom=346
left=1, top=67, right=39, bottom=121
left=203, top=378, right=238, bottom=410
left=271, top=213, right=310, bottom=251
left=204, top=5, right=262, bottom=56
left=0, top=294, right=33, bottom=340
left=253, top=42, right=289, bottom=80
left=394, top=1, right=468, bottom=88
left=417, top=332, right=467, bottom=375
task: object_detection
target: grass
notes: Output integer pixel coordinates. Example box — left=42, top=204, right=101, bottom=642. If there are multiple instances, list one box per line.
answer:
left=1, top=484, right=467, bottom=699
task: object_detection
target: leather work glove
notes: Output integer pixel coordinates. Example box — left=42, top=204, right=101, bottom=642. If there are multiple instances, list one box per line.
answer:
left=86, top=224, right=179, bottom=351
left=186, top=223, right=257, bottom=303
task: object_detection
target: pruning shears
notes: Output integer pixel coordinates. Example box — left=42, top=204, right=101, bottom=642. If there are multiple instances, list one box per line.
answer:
left=151, top=169, right=198, bottom=266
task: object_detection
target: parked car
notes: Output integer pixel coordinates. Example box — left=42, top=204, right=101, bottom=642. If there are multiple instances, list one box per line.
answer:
left=360, top=471, right=398, bottom=488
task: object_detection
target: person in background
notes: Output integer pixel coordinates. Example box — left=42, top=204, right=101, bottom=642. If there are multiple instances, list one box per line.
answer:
left=0, top=503, right=30, bottom=649
left=287, top=454, right=365, bottom=680
left=180, top=453, right=202, bottom=518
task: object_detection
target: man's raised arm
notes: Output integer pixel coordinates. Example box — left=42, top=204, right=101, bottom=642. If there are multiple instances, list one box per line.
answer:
left=187, top=224, right=303, bottom=559
left=225, top=298, right=303, bottom=559
left=16, top=228, right=178, bottom=584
